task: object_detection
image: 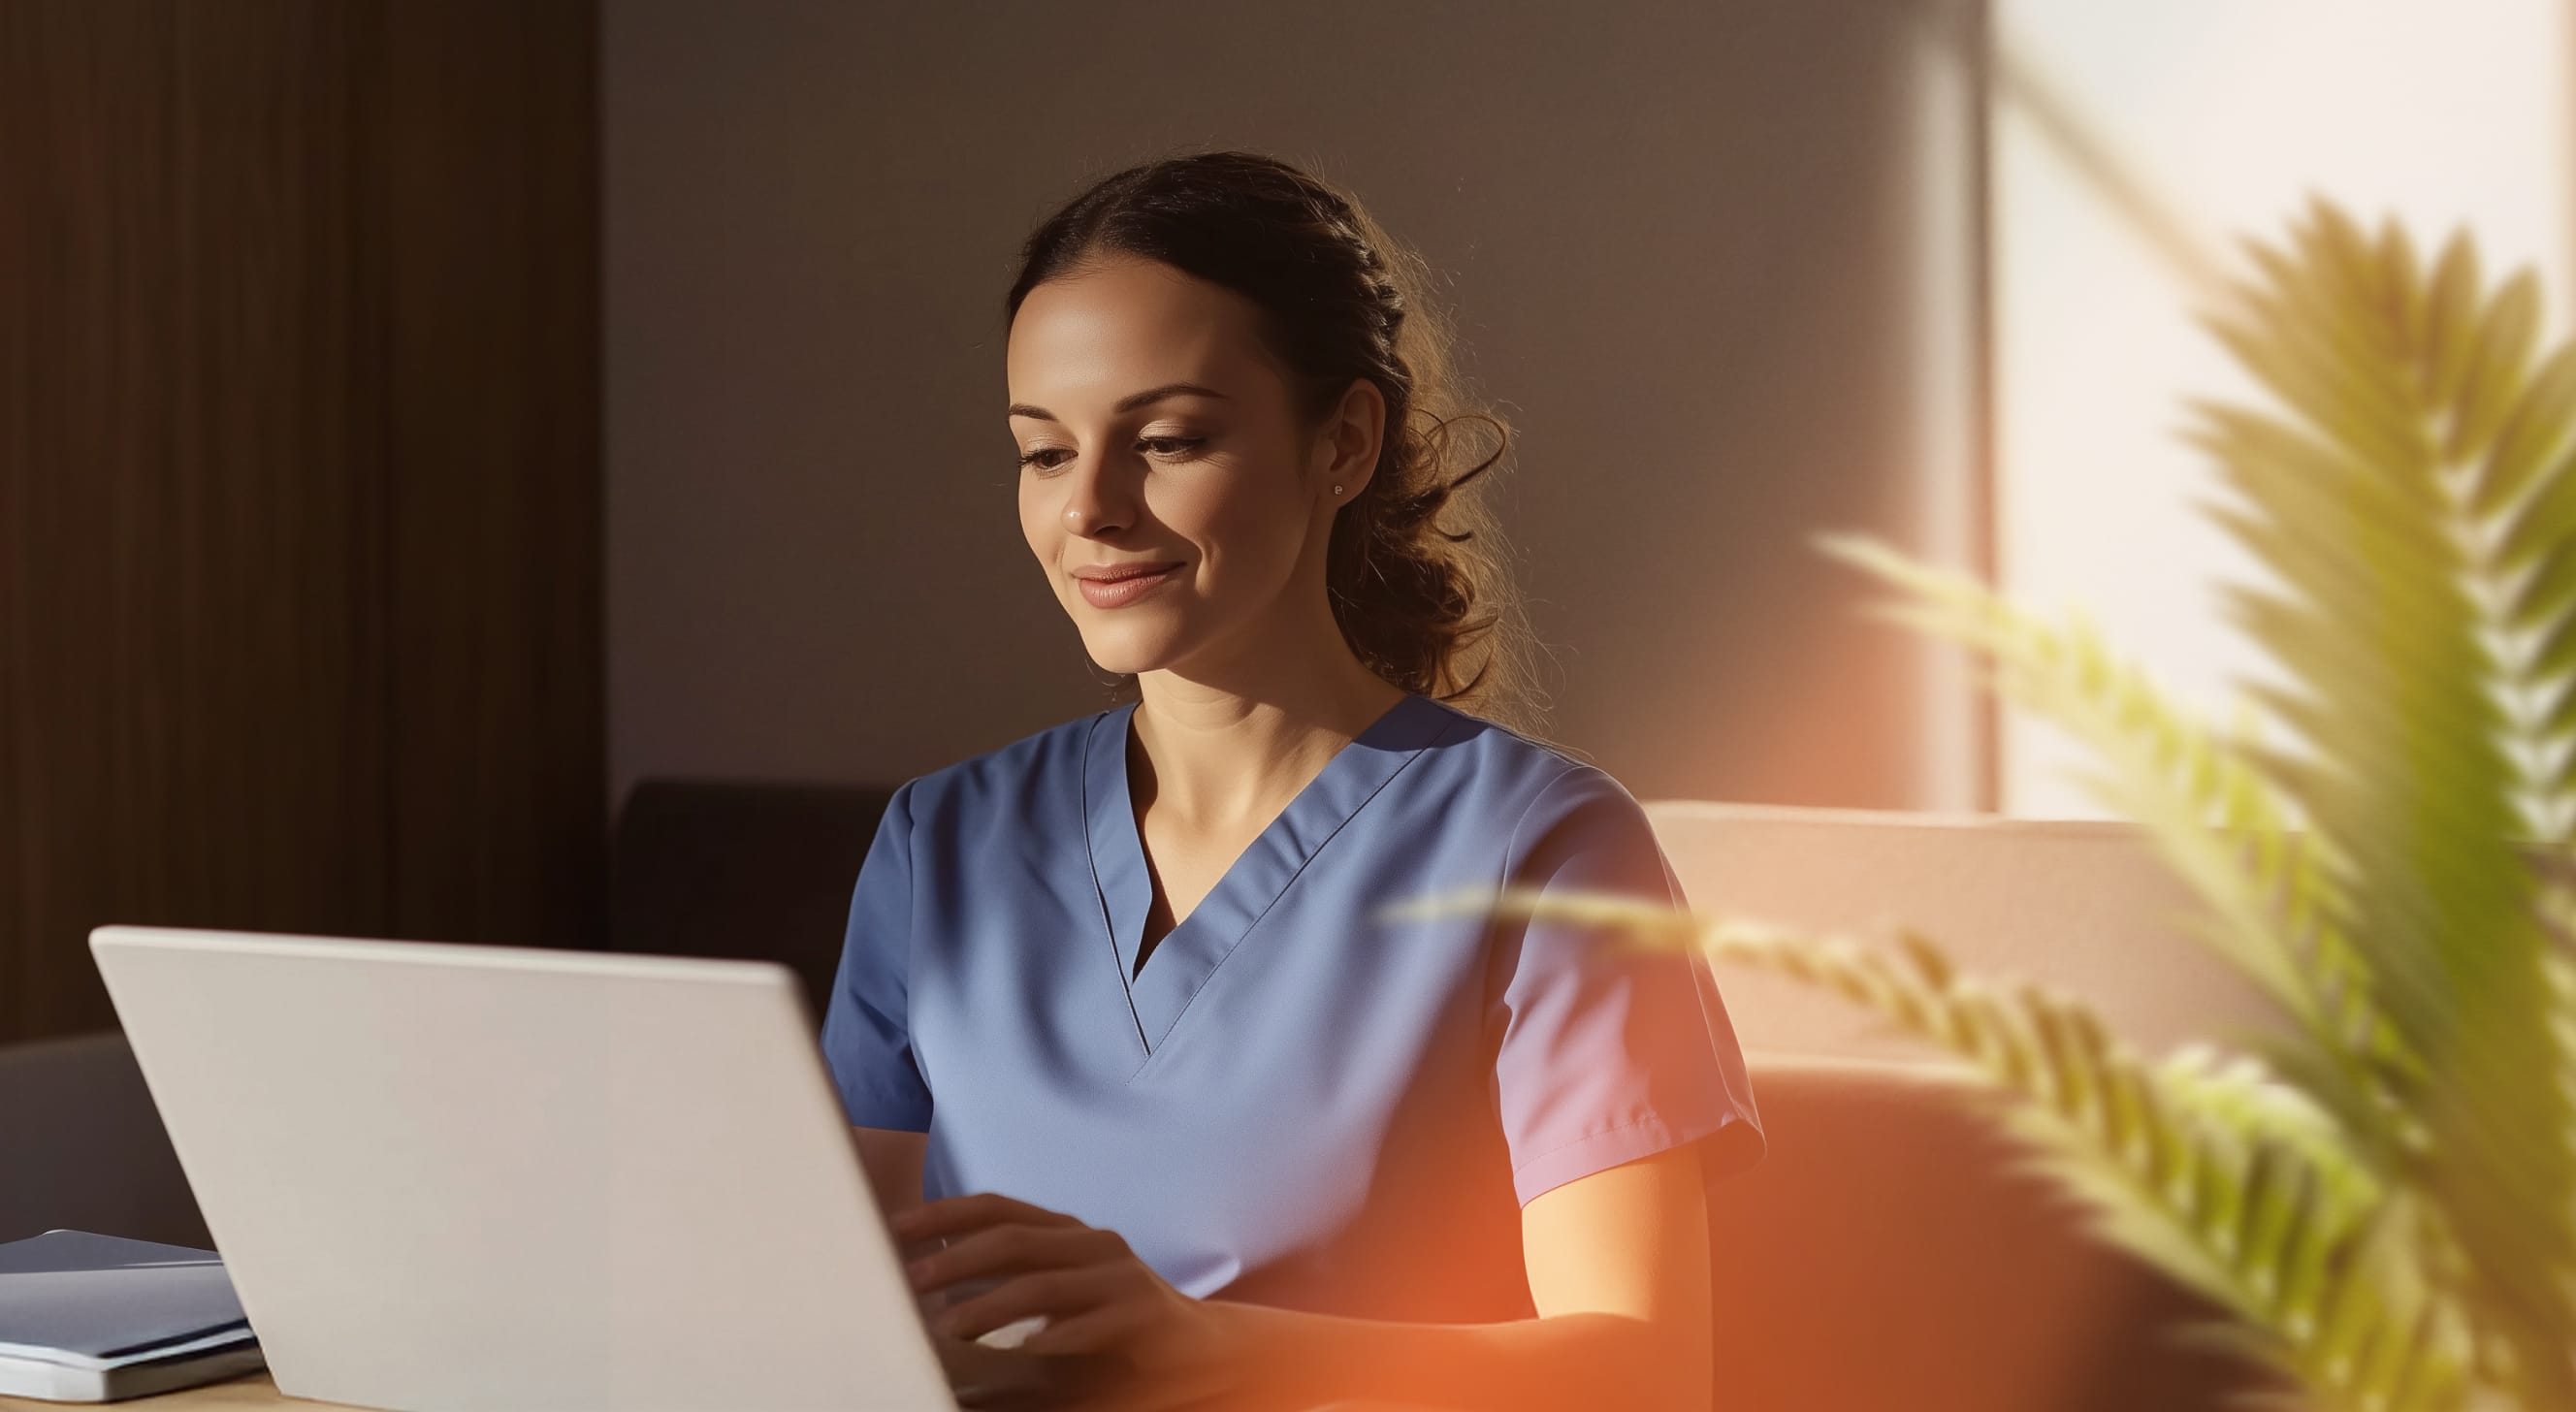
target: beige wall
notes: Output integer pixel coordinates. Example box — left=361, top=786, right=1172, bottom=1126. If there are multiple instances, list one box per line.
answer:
left=603, top=0, right=1988, bottom=814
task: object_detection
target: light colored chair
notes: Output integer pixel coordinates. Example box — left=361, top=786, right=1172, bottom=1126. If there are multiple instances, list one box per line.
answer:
left=1644, top=800, right=2286, bottom=1410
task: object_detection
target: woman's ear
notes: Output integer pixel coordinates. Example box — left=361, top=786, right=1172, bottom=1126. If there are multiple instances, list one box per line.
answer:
left=1312, top=377, right=1387, bottom=499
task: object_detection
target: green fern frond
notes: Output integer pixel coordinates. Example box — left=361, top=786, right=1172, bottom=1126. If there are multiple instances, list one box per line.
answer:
left=2186, top=200, right=2576, bottom=1403
left=1803, top=201, right=2576, bottom=1405
left=1808, top=532, right=2411, bottom=1151
left=1735, top=916, right=2474, bottom=1412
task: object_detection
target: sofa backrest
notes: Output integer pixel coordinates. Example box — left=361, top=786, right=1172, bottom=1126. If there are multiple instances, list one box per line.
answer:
left=1641, top=800, right=2283, bottom=1061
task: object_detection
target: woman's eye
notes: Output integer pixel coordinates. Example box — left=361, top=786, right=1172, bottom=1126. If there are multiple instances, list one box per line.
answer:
left=1016, top=437, right=1205, bottom=475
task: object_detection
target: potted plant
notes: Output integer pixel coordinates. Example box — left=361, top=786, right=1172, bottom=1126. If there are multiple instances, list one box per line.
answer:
left=1402, top=198, right=2576, bottom=1412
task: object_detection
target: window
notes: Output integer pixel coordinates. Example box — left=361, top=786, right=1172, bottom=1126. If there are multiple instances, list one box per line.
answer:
left=1990, top=1, right=2575, bottom=817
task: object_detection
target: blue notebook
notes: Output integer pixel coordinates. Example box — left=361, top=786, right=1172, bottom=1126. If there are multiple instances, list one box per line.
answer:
left=0, top=1230, right=264, bottom=1401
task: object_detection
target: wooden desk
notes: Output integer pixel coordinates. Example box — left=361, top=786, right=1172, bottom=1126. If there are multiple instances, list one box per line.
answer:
left=0, top=1371, right=354, bottom=1409
left=0, top=1373, right=1420, bottom=1410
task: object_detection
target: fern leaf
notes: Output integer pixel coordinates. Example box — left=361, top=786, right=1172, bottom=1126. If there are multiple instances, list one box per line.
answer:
left=2194, top=204, right=2576, bottom=1405
left=1812, top=533, right=2408, bottom=1148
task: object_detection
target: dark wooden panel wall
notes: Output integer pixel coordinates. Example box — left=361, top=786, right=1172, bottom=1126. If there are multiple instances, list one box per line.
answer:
left=0, top=1, right=601, bottom=1046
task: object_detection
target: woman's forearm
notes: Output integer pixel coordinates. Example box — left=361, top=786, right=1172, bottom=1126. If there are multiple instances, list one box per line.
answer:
left=1216, top=1299, right=1707, bottom=1411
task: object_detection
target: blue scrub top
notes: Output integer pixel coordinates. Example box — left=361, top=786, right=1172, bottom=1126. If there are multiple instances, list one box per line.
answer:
left=820, top=690, right=1764, bottom=1322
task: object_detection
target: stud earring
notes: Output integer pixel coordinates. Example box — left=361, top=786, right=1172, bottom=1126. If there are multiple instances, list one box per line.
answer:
left=1332, top=484, right=1343, bottom=496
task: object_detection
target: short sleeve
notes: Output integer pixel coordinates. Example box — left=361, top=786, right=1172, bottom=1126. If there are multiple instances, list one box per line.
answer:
left=819, top=778, right=935, bottom=1132
left=1489, top=766, right=1766, bottom=1206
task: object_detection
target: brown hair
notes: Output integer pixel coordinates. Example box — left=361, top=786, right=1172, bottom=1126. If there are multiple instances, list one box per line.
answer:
left=1004, top=147, right=1547, bottom=737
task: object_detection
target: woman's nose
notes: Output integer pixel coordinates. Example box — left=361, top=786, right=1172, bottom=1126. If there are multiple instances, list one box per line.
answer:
left=1057, top=453, right=1132, bottom=538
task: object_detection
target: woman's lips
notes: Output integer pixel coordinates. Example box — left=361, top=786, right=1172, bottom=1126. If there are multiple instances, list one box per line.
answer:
left=1075, top=564, right=1179, bottom=609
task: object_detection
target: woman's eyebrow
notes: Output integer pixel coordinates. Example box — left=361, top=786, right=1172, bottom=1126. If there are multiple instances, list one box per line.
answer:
left=1007, top=381, right=1230, bottom=423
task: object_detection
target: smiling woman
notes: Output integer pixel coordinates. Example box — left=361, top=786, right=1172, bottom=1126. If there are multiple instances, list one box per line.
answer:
left=1004, top=151, right=1536, bottom=739
left=822, top=149, right=1764, bottom=1411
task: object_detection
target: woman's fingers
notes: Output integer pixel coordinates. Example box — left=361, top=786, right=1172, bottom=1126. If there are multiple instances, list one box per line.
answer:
left=910, top=1219, right=1128, bottom=1295
left=1007, top=1300, right=1146, bottom=1356
left=934, top=1262, right=1132, bottom=1341
left=893, top=1190, right=1079, bottom=1241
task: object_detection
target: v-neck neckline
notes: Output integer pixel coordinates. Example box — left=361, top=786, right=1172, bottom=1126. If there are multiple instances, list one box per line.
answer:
left=1080, top=690, right=1455, bottom=1064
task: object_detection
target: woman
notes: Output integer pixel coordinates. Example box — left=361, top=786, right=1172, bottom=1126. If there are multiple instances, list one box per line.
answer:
left=821, top=149, right=1765, bottom=1411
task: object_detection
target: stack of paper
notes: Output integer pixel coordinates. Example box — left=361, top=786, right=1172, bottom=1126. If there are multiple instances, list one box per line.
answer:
left=0, top=1230, right=265, bottom=1403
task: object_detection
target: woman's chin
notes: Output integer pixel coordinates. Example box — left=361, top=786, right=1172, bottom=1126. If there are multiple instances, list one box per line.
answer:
left=1078, top=632, right=1182, bottom=680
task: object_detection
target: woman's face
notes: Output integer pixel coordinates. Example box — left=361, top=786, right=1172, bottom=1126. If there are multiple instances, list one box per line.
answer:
left=1009, top=254, right=1374, bottom=680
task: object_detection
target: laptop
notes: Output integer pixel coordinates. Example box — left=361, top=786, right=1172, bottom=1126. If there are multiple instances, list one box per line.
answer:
left=87, top=924, right=1062, bottom=1412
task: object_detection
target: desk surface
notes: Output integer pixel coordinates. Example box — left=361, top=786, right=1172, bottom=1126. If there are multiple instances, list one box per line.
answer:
left=0, top=1372, right=350, bottom=1409
left=0, top=1371, right=1427, bottom=1410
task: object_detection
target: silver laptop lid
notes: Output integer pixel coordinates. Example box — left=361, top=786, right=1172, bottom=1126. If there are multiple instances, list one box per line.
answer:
left=89, top=925, right=958, bottom=1412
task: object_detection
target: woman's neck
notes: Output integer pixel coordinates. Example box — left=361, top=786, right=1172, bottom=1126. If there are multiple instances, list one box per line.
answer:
left=1125, top=661, right=1408, bottom=837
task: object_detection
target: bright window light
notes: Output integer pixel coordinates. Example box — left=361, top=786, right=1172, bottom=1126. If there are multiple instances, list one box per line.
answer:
left=1991, top=0, right=2575, bottom=818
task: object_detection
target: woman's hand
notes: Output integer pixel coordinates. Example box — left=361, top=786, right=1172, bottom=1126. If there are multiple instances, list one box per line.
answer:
left=896, top=1192, right=1271, bottom=1410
